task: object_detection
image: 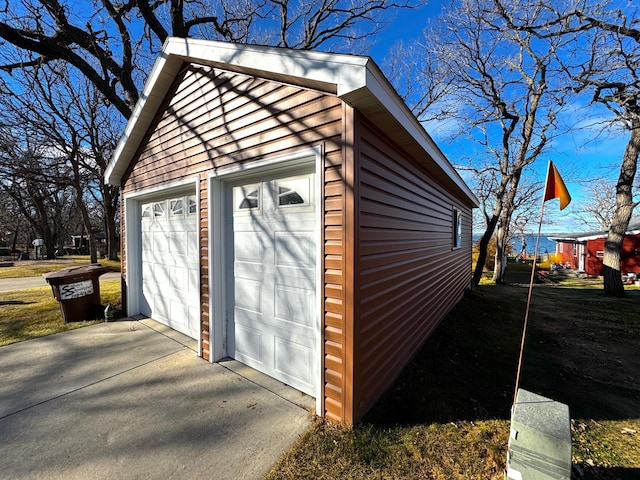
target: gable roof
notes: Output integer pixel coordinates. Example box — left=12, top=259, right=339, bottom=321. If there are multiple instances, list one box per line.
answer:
left=105, top=37, right=477, bottom=207
left=550, top=215, right=640, bottom=242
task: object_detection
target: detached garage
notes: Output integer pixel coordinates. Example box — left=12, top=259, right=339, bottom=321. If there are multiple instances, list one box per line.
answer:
left=105, top=38, right=478, bottom=424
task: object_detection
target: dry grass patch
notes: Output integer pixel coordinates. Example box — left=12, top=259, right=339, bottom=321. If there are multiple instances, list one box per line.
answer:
left=267, top=264, right=640, bottom=480
left=0, top=280, right=121, bottom=346
left=0, top=256, right=120, bottom=279
left=269, top=419, right=508, bottom=480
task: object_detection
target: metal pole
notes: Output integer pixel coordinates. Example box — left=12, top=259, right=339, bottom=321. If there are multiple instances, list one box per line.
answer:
left=513, top=168, right=550, bottom=406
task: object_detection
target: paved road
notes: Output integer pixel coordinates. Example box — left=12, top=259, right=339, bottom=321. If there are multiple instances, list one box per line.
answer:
left=0, top=271, right=121, bottom=293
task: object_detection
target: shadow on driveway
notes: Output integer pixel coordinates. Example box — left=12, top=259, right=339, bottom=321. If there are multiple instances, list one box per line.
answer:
left=0, top=319, right=312, bottom=479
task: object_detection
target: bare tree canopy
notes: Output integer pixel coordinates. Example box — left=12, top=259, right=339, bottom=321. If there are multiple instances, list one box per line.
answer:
left=507, top=0, right=640, bottom=295
left=0, top=0, right=423, bottom=119
left=0, top=0, right=424, bottom=263
left=397, top=0, right=571, bottom=285
left=386, top=0, right=638, bottom=292
left=0, top=58, right=123, bottom=261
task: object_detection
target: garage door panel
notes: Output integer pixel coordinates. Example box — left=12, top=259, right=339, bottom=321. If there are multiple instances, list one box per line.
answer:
left=229, top=172, right=317, bottom=396
left=169, top=264, right=188, bottom=291
left=235, top=232, right=265, bottom=263
left=235, top=324, right=264, bottom=364
left=154, top=293, right=169, bottom=320
left=153, top=229, right=169, bottom=253
left=140, top=194, right=199, bottom=339
left=187, top=231, right=199, bottom=256
left=234, top=260, right=265, bottom=278
left=274, top=337, right=313, bottom=388
left=169, top=231, right=187, bottom=256
left=274, top=231, right=314, bottom=268
left=274, top=284, right=313, bottom=327
left=234, top=277, right=263, bottom=312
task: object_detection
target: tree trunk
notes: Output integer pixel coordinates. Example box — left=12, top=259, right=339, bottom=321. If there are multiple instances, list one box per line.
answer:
left=493, top=221, right=511, bottom=284
left=103, top=185, right=120, bottom=261
left=603, top=119, right=639, bottom=297
left=30, top=194, right=56, bottom=260
left=602, top=257, right=625, bottom=297
left=77, top=198, right=98, bottom=264
left=11, top=226, right=19, bottom=253
left=472, top=214, right=500, bottom=286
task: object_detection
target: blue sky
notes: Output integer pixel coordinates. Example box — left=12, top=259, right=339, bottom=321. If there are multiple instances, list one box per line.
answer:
left=366, top=1, right=444, bottom=61
left=363, top=1, right=630, bottom=233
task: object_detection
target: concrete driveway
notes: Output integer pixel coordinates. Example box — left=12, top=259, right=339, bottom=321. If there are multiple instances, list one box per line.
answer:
left=0, top=318, right=313, bottom=479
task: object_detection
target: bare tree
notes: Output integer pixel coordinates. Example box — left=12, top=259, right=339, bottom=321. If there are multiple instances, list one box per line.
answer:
left=404, top=0, right=570, bottom=285
left=0, top=0, right=423, bottom=120
left=0, top=0, right=424, bottom=265
left=577, top=177, right=617, bottom=229
left=556, top=2, right=640, bottom=296
left=0, top=130, right=77, bottom=259
left=0, top=189, right=31, bottom=253
left=0, top=61, right=122, bottom=262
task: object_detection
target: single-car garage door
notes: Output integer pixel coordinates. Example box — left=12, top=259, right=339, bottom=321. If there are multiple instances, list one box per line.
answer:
left=228, top=172, right=317, bottom=395
left=140, top=194, right=200, bottom=339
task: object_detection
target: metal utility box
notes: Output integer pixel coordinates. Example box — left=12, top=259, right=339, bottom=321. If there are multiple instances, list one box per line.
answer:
left=44, top=264, right=111, bottom=323
left=507, top=389, right=572, bottom=480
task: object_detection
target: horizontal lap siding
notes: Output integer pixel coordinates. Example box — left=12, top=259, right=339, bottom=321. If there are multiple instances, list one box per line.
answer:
left=124, top=65, right=342, bottom=190
left=324, top=123, right=348, bottom=421
left=354, top=117, right=472, bottom=421
left=586, top=239, right=605, bottom=276
left=121, top=64, right=347, bottom=408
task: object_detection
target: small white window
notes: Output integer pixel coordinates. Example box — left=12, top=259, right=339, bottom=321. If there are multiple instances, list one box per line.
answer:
left=141, top=203, right=152, bottom=220
left=453, top=208, right=463, bottom=249
left=276, top=176, right=310, bottom=208
left=153, top=201, right=166, bottom=218
left=234, top=184, right=260, bottom=211
left=188, top=195, right=197, bottom=215
left=170, top=198, right=184, bottom=217
left=596, top=250, right=604, bottom=258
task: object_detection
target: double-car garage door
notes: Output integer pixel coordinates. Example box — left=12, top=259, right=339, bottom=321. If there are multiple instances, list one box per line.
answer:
left=137, top=170, right=318, bottom=396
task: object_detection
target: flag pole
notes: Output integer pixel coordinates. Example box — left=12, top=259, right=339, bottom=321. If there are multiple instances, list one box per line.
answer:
left=512, top=162, right=551, bottom=406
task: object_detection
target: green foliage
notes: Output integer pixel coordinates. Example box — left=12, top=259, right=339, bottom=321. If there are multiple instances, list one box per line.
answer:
left=472, top=237, right=513, bottom=271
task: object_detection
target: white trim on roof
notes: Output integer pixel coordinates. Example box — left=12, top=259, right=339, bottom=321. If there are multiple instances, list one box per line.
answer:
left=105, top=37, right=478, bottom=206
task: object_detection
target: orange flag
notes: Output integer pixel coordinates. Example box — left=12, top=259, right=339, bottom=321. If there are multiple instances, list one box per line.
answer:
left=543, top=160, right=571, bottom=210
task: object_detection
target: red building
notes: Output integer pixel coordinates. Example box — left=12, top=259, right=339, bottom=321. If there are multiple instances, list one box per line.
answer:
left=550, top=216, right=640, bottom=277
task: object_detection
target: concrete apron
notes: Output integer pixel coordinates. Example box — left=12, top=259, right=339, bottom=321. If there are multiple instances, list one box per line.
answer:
left=0, top=319, right=313, bottom=480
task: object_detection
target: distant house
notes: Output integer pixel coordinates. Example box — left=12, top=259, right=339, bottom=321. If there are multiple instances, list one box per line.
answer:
left=105, top=38, right=478, bottom=424
left=550, top=216, right=640, bottom=276
left=71, top=232, right=107, bottom=249
left=66, top=232, right=110, bottom=255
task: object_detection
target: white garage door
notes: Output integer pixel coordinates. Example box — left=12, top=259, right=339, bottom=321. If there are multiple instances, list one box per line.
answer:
left=140, top=195, right=200, bottom=339
left=228, top=173, right=317, bottom=395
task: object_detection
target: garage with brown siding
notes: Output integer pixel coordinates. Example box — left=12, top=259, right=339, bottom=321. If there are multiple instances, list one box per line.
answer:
left=105, top=37, right=478, bottom=425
